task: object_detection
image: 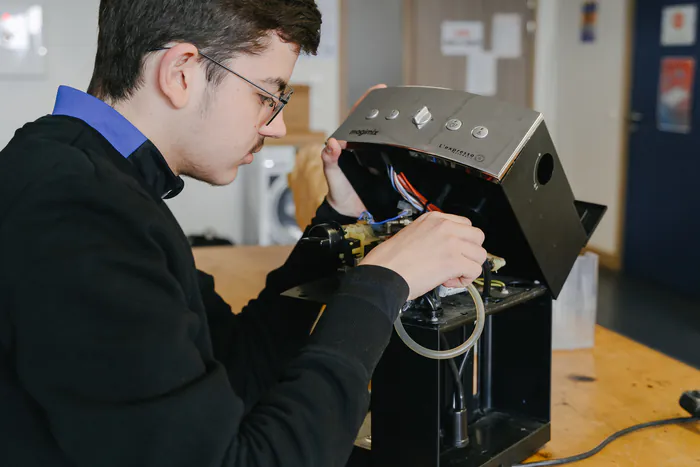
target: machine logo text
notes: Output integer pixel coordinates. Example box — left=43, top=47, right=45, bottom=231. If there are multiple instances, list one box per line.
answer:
left=349, top=129, right=379, bottom=136
left=438, top=143, right=485, bottom=162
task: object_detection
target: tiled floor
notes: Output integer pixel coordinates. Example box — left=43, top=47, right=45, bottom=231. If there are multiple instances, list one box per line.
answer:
left=597, top=267, right=700, bottom=370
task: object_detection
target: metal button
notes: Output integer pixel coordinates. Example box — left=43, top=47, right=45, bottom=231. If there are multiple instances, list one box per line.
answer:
left=472, top=126, right=489, bottom=139
left=366, top=109, right=379, bottom=119
left=446, top=119, right=463, bottom=131
left=412, top=106, right=432, bottom=129
left=386, top=109, right=400, bottom=120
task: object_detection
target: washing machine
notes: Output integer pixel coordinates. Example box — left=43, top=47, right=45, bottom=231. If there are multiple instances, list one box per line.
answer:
left=241, top=145, right=303, bottom=246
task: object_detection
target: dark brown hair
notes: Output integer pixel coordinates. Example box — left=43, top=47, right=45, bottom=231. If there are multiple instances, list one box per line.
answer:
left=87, top=0, right=322, bottom=101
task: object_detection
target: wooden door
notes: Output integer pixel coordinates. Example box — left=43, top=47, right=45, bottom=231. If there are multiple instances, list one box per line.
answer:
left=403, top=0, right=537, bottom=108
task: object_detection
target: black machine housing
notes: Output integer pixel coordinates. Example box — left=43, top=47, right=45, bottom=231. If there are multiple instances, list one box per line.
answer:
left=286, top=87, right=606, bottom=467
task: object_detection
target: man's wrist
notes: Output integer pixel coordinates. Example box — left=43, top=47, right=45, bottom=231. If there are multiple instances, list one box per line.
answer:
left=312, top=198, right=359, bottom=226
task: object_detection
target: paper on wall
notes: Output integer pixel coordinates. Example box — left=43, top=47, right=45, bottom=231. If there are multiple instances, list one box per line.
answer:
left=492, top=13, right=522, bottom=59
left=441, top=21, right=484, bottom=56
left=466, top=51, right=497, bottom=96
left=661, top=4, right=697, bottom=46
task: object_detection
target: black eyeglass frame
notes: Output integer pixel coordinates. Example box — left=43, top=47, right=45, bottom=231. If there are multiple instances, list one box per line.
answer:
left=152, top=46, right=293, bottom=126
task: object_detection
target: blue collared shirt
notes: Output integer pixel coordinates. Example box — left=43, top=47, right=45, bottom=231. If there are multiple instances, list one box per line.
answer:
left=51, top=85, right=184, bottom=199
left=52, top=85, right=147, bottom=158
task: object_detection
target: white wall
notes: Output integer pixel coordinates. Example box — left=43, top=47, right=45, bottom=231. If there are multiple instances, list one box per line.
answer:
left=534, top=0, right=629, bottom=257
left=345, top=0, right=404, bottom=110
left=0, top=0, right=99, bottom=147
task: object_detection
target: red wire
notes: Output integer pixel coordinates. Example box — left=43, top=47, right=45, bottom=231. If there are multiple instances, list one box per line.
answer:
left=397, top=172, right=442, bottom=212
left=397, top=173, right=427, bottom=204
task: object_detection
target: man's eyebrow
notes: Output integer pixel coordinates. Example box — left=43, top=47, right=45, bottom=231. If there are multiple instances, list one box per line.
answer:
left=261, top=77, right=288, bottom=94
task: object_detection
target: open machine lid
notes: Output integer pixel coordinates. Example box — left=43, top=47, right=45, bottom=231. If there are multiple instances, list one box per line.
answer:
left=327, top=86, right=606, bottom=298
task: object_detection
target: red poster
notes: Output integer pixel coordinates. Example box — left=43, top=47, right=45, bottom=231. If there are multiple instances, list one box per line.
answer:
left=658, top=57, right=695, bottom=133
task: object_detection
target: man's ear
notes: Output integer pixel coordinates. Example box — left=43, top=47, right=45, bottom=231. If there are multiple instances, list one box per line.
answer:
left=156, top=43, right=201, bottom=109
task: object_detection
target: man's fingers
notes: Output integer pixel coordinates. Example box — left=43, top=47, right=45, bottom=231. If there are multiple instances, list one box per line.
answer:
left=443, top=277, right=467, bottom=289
left=456, top=226, right=486, bottom=247
left=326, top=137, right=347, bottom=149
left=422, top=211, right=473, bottom=226
left=323, top=138, right=345, bottom=162
left=461, top=246, right=488, bottom=270
left=464, top=256, right=485, bottom=281
left=442, top=272, right=479, bottom=290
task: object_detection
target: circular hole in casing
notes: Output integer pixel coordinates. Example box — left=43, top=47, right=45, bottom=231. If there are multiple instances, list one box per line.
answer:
left=535, top=153, right=554, bottom=187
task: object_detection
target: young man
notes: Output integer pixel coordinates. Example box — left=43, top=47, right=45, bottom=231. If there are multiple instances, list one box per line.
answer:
left=0, top=1, right=487, bottom=466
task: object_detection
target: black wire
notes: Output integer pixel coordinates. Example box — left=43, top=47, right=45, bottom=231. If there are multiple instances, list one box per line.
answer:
left=440, top=334, right=466, bottom=412
left=514, top=416, right=700, bottom=466
left=433, top=183, right=452, bottom=210
left=425, top=293, right=439, bottom=312
left=481, top=260, right=492, bottom=299
left=458, top=346, right=472, bottom=377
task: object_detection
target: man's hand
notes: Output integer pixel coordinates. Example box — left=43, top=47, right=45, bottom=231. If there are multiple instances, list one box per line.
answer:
left=323, top=84, right=387, bottom=218
left=360, top=212, right=487, bottom=301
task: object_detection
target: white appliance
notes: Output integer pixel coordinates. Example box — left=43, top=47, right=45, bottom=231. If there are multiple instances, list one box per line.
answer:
left=242, top=145, right=302, bottom=246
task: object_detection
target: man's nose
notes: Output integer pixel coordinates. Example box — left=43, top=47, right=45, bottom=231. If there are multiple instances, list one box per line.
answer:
left=259, top=110, right=287, bottom=138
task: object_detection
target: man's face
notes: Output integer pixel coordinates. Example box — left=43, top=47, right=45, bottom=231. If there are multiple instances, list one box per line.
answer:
left=180, top=33, right=298, bottom=186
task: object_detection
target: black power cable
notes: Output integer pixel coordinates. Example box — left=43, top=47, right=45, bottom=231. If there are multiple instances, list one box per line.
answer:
left=514, top=416, right=700, bottom=466
left=481, top=260, right=492, bottom=299
left=458, top=346, right=472, bottom=377
left=440, top=334, right=466, bottom=411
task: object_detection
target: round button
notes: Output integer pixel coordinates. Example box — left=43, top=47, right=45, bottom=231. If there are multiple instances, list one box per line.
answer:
left=386, top=109, right=400, bottom=120
left=366, top=109, right=380, bottom=119
left=446, top=119, right=463, bottom=131
left=472, top=126, right=489, bottom=139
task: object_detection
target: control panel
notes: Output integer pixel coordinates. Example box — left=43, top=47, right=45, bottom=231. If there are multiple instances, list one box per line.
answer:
left=331, top=86, right=544, bottom=181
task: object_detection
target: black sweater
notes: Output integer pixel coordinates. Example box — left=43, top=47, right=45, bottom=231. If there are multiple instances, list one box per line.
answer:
left=0, top=115, right=409, bottom=467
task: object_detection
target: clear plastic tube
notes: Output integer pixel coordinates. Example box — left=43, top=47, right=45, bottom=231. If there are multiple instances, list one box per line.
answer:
left=394, top=283, right=485, bottom=360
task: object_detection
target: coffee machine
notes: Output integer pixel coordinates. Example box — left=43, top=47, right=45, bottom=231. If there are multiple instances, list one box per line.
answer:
left=284, top=86, right=606, bottom=466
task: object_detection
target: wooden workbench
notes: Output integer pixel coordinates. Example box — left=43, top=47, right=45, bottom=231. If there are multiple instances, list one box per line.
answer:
left=193, top=245, right=700, bottom=466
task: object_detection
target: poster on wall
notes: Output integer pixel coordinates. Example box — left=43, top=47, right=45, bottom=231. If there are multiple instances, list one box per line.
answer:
left=661, top=4, right=697, bottom=46
left=580, top=1, right=598, bottom=43
left=492, top=13, right=522, bottom=59
left=440, top=21, right=484, bottom=56
left=657, top=57, right=695, bottom=133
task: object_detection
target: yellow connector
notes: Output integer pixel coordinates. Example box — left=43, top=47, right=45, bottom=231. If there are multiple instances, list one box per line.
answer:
left=343, top=223, right=381, bottom=259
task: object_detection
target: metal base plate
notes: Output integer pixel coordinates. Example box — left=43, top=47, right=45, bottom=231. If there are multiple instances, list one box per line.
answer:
left=347, top=412, right=549, bottom=467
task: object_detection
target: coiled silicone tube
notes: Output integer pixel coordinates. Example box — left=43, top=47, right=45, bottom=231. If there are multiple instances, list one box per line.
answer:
left=393, top=282, right=485, bottom=360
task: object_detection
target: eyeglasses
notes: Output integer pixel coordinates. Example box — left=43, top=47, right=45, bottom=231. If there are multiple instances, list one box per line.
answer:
left=152, top=47, right=293, bottom=126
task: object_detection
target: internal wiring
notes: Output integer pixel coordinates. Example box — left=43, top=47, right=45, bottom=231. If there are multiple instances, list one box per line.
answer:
left=458, top=346, right=473, bottom=377
left=390, top=167, right=424, bottom=211
left=387, top=165, right=443, bottom=213
left=475, top=278, right=507, bottom=288
left=359, top=210, right=411, bottom=226
left=396, top=181, right=423, bottom=212
left=441, top=334, right=466, bottom=411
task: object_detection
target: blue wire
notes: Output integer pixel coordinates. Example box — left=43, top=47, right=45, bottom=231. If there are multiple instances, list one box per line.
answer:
left=388, top=165, right=398, bottom=192
left=369, top=211, right=410, bottom=225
